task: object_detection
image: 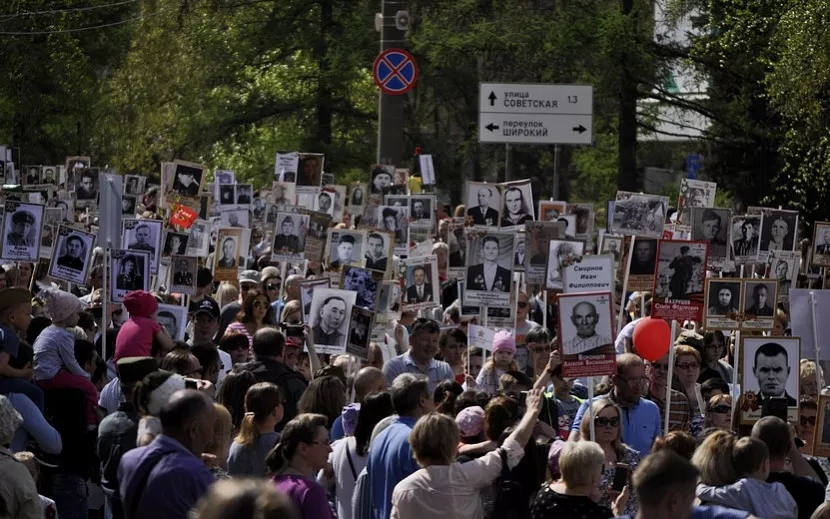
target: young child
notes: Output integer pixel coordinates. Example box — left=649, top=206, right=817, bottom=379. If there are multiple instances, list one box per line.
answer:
left=227, top=382, right=283, bottom=477
left=114, top=290, right=174, bottom=361
left=14, top=451, right=58, bottom=519
left=548, top=370, right=583, bottom=440
left=0, top=288, right=43, bottom=410
left=696, top=436, right=797, bottom=518
left=33, top=288, right=101, bottom=426
left=475, top=331, right=518, bottom=396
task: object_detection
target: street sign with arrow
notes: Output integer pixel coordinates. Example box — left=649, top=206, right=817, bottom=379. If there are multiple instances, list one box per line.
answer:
left=478, top=83, right=593, bottom=145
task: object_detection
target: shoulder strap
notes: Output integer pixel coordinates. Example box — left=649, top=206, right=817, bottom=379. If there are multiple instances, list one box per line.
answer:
left=498, top=448, right=511, bottom=480
left=345, top=438, right=358, bottom=480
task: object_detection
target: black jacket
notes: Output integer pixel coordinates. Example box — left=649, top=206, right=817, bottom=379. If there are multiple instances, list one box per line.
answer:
left=237, top=358, right=308, bottom=430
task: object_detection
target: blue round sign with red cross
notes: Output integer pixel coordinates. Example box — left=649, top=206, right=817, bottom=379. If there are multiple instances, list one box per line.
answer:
left=373, top=49, right=419, bottom=95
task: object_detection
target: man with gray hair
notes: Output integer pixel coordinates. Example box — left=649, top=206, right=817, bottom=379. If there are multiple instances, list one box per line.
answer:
left=366, top=373, right=434, bottom=519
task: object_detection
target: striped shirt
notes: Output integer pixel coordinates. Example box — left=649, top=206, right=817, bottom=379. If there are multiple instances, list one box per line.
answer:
left=646, top=388, right=692, bottom=433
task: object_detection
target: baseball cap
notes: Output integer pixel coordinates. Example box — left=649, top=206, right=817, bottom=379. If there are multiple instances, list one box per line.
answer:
left=193, top=297, right=220, bottom=319
left=239, top=270, right=261, bottom=285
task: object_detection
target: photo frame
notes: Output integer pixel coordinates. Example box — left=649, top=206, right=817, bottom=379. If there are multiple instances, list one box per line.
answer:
left=308, top=287, right=356, bottom=355
left=326, top=229, right=366, bottom=270
left=347, top=182, right=368, bottom=215
left=347, top=306, right=374, bottom=361
left=524, top=220, right=567, bottom=285
left=703, top=279, right=742, bottom=330
left=464, top=231, right=515, bottom=308
left=731, top=215, right=761, bottom=263
left=557, top=291, right=616, bottom=378
left=690, top=207, right=730, bottom=264
left=169, top=255, right=198, bottom=295
left=812, top=222, right=830, bottom=267
left=611, top=191, right=669, bottom=239
left=1, top=200, right=45, bottom=262
left=156, top=304, right=188, bottom=342
left=342, top=266, right=381, bottom=311
left=464, top=182, right=502, bottom=228
left=272, top=212, right=310, bottom=262
left=402, top=255, right=440, bottom=310
left=214, top=227, right=243, bottom=282
left=110, top=249, right=150, bottom=303
left=676, top=179, right=716, bottom=225
left=546, top=239, right=585, bottom=291
left=651, top=240, right=709, bottom=322
left=47, top=225, right=95, bottom=285
left=500, top=181, right=535, bottom=230
left=299, top=278, right=331, bottom=324
left=121, top=218, right=163, bottom=275
left=739, top=336, right=800, bottom=425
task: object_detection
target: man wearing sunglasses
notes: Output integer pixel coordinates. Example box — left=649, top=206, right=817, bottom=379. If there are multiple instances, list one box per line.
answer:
left=569, top=353, right=661, bottom=455
left=644, top=353, right=692, bottom=433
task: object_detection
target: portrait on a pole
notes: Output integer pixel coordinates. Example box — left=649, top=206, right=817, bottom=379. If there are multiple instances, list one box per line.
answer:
left=48, top=226, right=95, bottom=285
left=500, top=181, right=535, bottom=229
left=730, top=215, right=761, bottom=263
left=465, top=182, right=502, bottom=228
left=691, top=207, right=730, bottom=264
left=611, top=191, right=668, bottom=239
left=464, top=231, right=515, bottom=308
left=703, top=279, right=742, bottom=330
left=122, top=218, right=163, bottom=275
left=651, top=240, right=708, bottom=322
left=739, top=337, right=800, bottom=424
left=309, top=287, right=356, bottom=355
left=1, top=200, right=44, bottom=262
left=557, top=291, right=616, bottom=378
left=110, top=249, right=150, bottom=303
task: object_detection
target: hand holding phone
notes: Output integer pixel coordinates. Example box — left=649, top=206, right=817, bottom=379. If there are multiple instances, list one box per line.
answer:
left=611, top=463, right=630, bottom=492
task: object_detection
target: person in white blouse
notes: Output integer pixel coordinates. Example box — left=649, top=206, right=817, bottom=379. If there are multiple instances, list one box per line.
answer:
left=390, top=389, right=544, bottom=519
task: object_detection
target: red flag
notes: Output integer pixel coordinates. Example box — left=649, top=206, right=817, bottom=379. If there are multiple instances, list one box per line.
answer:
left=170, top=204, right=198, bottom=228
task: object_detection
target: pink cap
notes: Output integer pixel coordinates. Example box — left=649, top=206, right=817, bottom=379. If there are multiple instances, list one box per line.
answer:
left=456, top=406, right=485, bottom=438
left=492, top=330, right=516, bottom=355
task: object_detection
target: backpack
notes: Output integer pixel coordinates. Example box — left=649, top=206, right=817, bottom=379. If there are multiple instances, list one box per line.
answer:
left=490, top=449, right=529, bottom=519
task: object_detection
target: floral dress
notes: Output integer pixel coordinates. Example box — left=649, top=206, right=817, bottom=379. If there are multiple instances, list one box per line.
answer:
left=597, top=446, right=640, bottom=516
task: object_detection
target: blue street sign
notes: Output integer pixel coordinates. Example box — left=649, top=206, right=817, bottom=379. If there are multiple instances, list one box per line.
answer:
left=686, top=154, right=702, bottom=179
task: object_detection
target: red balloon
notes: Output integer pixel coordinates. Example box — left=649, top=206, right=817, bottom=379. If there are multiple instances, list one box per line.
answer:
left=632, top=317, right=671, bottom=361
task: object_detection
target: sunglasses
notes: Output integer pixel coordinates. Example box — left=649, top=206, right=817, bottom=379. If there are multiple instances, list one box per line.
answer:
left=676, top=362, right=699, bottom=370
left=266, top=283, right=280, bottom=291
left=801, top=415, right=817, bottom=426
left=594, top=416, right=620, bottom=427
left=707, top=405, right=731, bottom=414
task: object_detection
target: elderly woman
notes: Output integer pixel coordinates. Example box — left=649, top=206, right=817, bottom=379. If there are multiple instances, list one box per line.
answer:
left=389, top=389, right=544, bottom=519
left=674, top=344, right=705, bottom=415
left=530, top=441, right=624, bottom=519
left=577, top=399, right=640, bottom=516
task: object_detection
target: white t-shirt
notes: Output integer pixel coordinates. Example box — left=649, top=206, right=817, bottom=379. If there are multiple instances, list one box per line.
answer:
left=614, top=317, right=643, bottom=355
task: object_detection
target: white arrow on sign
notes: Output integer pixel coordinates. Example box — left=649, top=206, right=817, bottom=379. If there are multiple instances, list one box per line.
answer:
left=479, top=83, right=593, bottom=115
left=479, top=113, right=593, bottom=145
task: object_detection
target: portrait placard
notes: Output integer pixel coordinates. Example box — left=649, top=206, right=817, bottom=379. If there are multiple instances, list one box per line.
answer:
left=741, top=280, right=778, bottom=330
left=295, top=153, right=325, bottom=190
left=363, top=231, right=393, bottom=275
left=170, top=160, right=205, bottom=200
left=214, top=227, right=243, bottom=282
left=186, top=219, right=210, bottom=258
left=124, top=175, right=146, bottom=196
left=275, top=152, right=299, bottom=182
left=408, top=195, right=436, bottom=230
left=169, top=255, right=198, bottom=295
left=538, top=201, right=568, bottom=222
left=651, top=240, right=709, bottom=322
left=568, top=202, right=594, bottom=248
left=121, top=218, right=163, bottom=275
left=691, top=207, right=730, bottom=264
left=731, top=215, right=761, bottom=263
left=40, top=224, right=54, bottom=259
left=465, top=231, right=515, bottom=308
left=326, top=229, right=366, bottom=270
left=464, top=182, right=502, bottom=228
left=1, top=200, right=45, bottom=262
left=524, top=221, right=567, bottom=285
left=598, top=232, right=624, bottom=269
left=759, top=209, right=799, bottom=260
left=110, top=249, right=150, bottom=303
left=625, top=237, right=658, bottom=292
left=299, top=278, right=331, bottom=324
left=402, top=255, right=440, bottom=310
left=48, top=226, right=95, bottom=285
left=376, top=205, right=408, bottom=258
left=767, top=250, right=799, bottom=302
left=309, top=288, right=356, bottom=355
left=611, top=191, right=669, bottom=239
left=546, top=239, right=585, bottom=291
left=703, top=279, right=742, bottom=330
left=500, top=180, right=534, bottom=230
left=162, top=231, right=190, bottom=258
left=73, top=168, right=99, bottom=209
left=156, top=304, right=188, bottom=342
left=272, top=213, right=310, bottom=262
left=342, top=266, right=381, bottom=311
left=369, top=165, right=395, bottom=194
left=347, top=306, right=374, bottom=361
left=739, top=337, right=800, bottom=424
left=812, top=222, right=830, bottom=267
left=677, top=179, right=716, bottom=225
left=557, top=291, right=616, bottom=378
left=347, top=182, right=368, bottom=215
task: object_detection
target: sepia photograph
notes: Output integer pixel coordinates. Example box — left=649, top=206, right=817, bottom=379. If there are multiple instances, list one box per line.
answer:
left=538, top=200, right=568, bottom=222
left=347, top=306, right=374, bottom=361
left=296, top=153, right=324, bottom=188
left=214, top=227, right=243, bottom=282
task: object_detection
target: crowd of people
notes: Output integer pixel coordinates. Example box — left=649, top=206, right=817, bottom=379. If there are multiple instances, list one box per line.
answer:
left=0, top=189, right=828, bottom=519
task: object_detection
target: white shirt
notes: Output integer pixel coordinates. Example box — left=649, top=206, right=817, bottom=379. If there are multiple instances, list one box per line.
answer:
left=326, top=436, right=366, bottom=519
left=483, top=263, right=497, bottom=290
left=390, top=437, right=525, bottom=519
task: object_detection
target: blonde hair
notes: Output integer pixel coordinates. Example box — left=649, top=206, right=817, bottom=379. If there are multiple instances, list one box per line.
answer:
left=811, top=502, right=830, bottom=519
left=579, top=399, right=626, bottom=456
left=702, top=395, right=732, bottom=429
left=216, top=282, right=240, bottom=308
left=409, top=412, right=460, bottom=467
left=280, top=299, right=302, bottom=323
left=206, top=404, right=233, bottom=466
left=192, top=479, right=298, bottom=519
left=691, top=429, right=738, bottom=486
left=560, top=441, right=605, bottom=488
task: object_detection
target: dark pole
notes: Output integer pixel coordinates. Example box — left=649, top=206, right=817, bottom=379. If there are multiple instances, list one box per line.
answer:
left=376, top=0, right=408, bottom=166
left=618, top=0, right=639, bottom=191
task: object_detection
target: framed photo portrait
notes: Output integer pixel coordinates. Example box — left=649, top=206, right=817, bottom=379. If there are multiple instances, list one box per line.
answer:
left=731, top=215, right=761, bottom=263
left=402, top=256, right=440, bottom=310
left=186, top=219, right=210, bottom=258
left=408, top=195, right=436, bottom=229
left=813, top=221, right=830, bottom=266
left=557, top=291, right=616, bottom=378
left=110, top=249, right=150, bottom=302
left=272, top=213, right=310, bottom=262
left=235, top=184, right=253, bottom=206
left=691, top=207, right=730, bottom=263
left=218, top=184, right=236, bottom=206
left=121, top=218, right=163, bottom=275
left=121, top=195, right=138, bottom=216
left=73, top=168, right=99, bottom=208
left=546, top=239, right=586, bottom=291
left=524, top=221, right=567, bottom=285
left=651, top=240, right=708, bottom=322
left=342, top=266, right=381, bottom=311
left=377, top=205, right=408, bottom=257
left=370, top=165, right=395, bottom=194
left=703, top=279, right=742, bottom=330
left=1, top=200, right=45, bottom=262
left=739, top=336, right=800, bottom=424
left=162, top=231, right=189, bottom=258
left=500, top=181, right=534, bottom=229
left=214, top=227, right=243, bottom=282
left=170, top=160, right=204, bottom=199
left=326, top=229, right=366, bottom=270
left=676, top=179, right=716, bottom=225
left=538, top=200, right=568, bottom=222
left=156, top=304, right=188, bottom=342
left=611, top=191, right=669, bottom=239
left=220, top=208, right=248, bottom=228
left=364, top=231, right=392, bottom=274
left=124, top=175, right=146, bottom=196
left=299, top=278, right=331, bottom=324
left=48, top=226, right=96, bottom=285
left=347, top=182, right=368, bottom=215
left=598, top=232, right=624, bottom=268
left=296, top=153, right=325, bottom=188
left=741, top=280, right=778, bottom=330
left=308, top=287, right=356, bottom=355
left=465, top=231, right=515, bottom=308
left=766, top=250, right=799, bottom=302
left=347, top=306, right=374, bottom=361
left=626, top=237, right=658, bottom=292
left=169, top=255, right=198, bottom=296
left=759, top=209, right=798, bottom=254
left=464, top=182, right=502, bottom=228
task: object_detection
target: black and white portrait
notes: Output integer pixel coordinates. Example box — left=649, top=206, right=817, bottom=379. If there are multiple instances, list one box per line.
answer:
left=513, top=235, right=526, bottom=270
left=327, top=230, right=365, bottom=270
left=403, top=256, right=440, bottom=308
left=347, top=182, right=367, bottom=215
left=500, top=182, right=534, bottom=229
left=314, top=191, right=335, bottom=216
left=524, top=221, right=566, bottom=285
left=157, top=304, right=188, bottom=342
left=731, top=215, right=761, bottom=261
left=546, top=239, right=586, bottom=291
left=557, top=291, right=616, bottom=378
left=110, top=249, right=150, bottom=302
left=220, top=208, right=249, bottom=228
left=309, top=287, right=356, bottom=355
left=218, top=184, right=236, bottom=206
left=342, top=267, right=379, bottom=311
left=569, top=203, right=594, bottom=242
left=300, top=278, right=331, bottom=323
left=370, top=165, right=395, bottom=194
left=121, top=195, right=137, bottom=216
left=124, top=175, right=146, bottom=196
left=1, top=201, right=44, bottom=262
left=296, top=153, right=324, bottom=188
left=170, top=255, right=198, bottom=295
left=759, top=209, right=798, bottom=253
left=706, top=280, right=740, bottom=316
left=163, top=231, right=189, bottom=257
left=677, top=179, right=716, bottom=225
left=24, top=166, right=40, bottom=185
left=409, top=195, right=435, bottom=229
left=599, top=232, right=624, bottom=268
left=465, top=232, right=515, bottom=308
left=378, top=205, right=408, bottom=255
left=465, top=182, right=502, bottom=227
left=628, top=238, right=657, bottom=277
left=611, top=191, right=669, bottom=239
left=364, top=232, right=391, bottom=273
left=48, top=226, right=95, bottom=285
left=347, top=306, right=374, bottom=360
left=272, top=213, right=309, bottom=261
left=74, top=168, right=99, bottom=206
left=559, top=215, right=578, bottom=239
left=691, top=207, right=730, bottom=262
left=812, top=222, right=830, bottom=267
left=171, top=161, right=204, bottom=198
left=40, top=224, right=54, bottom=259
left=742, top=337, right=800, bottom=408
left=236, top=184, right=252, bottom=205
left=653, top=240, right=707, bottom=300
left=121, top=218, right=163, bottom=275
left=767, top=250, right=798, bottom=301
left=41, top=167, right=57, bottom=185
left=743, top=281, right=778, bottom=330
left=214, top=228, right=243, bottom=281
left=186, top=219, right=209, bottom=257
